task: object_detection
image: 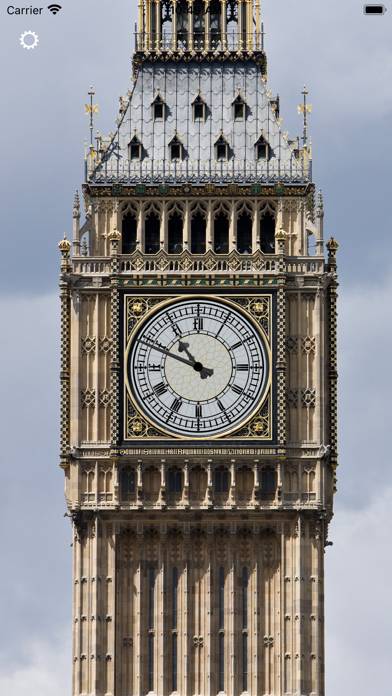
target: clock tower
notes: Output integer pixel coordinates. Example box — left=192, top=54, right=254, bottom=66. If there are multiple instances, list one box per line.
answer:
left=59, top=2, right=338, bottom=695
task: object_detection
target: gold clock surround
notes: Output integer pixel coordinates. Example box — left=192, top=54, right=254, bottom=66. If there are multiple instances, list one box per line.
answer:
left=123, top=293, right=274, bottom=442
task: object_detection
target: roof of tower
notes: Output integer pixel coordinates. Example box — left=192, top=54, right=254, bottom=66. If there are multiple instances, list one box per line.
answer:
left=87, top=59, right=311, bottom=187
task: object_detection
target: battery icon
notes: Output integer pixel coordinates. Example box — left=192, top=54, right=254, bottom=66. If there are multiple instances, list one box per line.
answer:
left=364, top=4, right=387, bottom=13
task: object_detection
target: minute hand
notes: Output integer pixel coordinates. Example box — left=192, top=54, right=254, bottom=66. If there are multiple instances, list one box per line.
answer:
left=137, top=338, right=197, bottom=368
left=137, top=338, right=214, bottom=379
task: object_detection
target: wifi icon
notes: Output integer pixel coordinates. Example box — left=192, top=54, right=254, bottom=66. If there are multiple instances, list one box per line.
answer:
left=48, top=4, right=62, bottom=14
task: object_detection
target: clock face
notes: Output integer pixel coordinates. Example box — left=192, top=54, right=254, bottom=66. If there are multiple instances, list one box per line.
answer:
left=126, top=298, right=269, bottom=438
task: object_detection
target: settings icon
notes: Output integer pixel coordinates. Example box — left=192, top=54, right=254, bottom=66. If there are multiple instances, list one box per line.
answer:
left=20, top=31, right=39, bottom=50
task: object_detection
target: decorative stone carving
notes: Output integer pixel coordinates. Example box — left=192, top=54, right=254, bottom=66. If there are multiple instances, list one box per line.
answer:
left=301, top=388, right=316, bottom=409
left=81, top=388, right=96, bottom=408
left=81, top=336, right=96, bottom=354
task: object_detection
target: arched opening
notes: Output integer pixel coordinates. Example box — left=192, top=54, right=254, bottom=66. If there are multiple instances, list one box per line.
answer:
left=237, top=210, right=252, bottom=254
left=120, top=466, right=136, bottom=501
left=143, top=466, right=161, bottom=504
left=214, top=466, right=230, bottom=493
left=144, top=209, right=160, bottom=254
left=210, top=0, right=222, bottom=48
left=168, top=211, right=183, bottom=254
left=214, top=211, right=229, bottom=254
left=236, top=466, right=253, bottom=502
left=176, top=0, right=189, bottom=47
left=122, top=211, right=137, bottom=254
left=227, top=0, right=239, bottom=49
left=193, top=0, right=205, bottom=48
left=168, top=467, right=183, bottom=494
left=191, top=211, right=206, bottom=254
left=161, top=0, right=173, bottom=47
left=260, top=210, right=276, bottom=254
left=260, top=466, right=277, bottom=500
left=189, top=466, right=207, bottom=504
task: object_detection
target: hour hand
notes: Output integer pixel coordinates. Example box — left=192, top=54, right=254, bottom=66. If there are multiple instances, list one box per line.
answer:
left=200, top=367, right=214, bottom=380
left=178, top=341, right=196, bottom=364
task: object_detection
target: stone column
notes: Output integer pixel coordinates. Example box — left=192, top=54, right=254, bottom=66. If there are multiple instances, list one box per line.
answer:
left=172, top=0, right=178, bottom=50
left=221, top=0, right=227, bottom=50
left=204, top=0, right=211, bottom=50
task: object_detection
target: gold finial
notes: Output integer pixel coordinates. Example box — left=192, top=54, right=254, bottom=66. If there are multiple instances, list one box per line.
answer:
left=326, top=237, right=339, bottom=253
left=297, top=85, right=312, bottom=147
left=327, top=237, right=339, bottom=267
left=58, top=235, right=71, bottom=255
left=275, top=227, right=286, bottom=243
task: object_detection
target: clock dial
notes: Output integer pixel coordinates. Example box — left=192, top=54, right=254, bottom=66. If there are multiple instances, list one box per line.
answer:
left=126, top=298, right=269, bottom=438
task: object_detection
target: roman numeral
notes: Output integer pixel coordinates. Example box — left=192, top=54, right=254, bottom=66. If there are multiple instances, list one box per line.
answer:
left=232, top=385, right=243, bottom=395
left=154, top=382, right=167, bottom=396
left=237, top=364, right=249, bottom=371
left=148, top=364, right=161, bottom=371
left=195, top=403, right=203, bottom=419
left=170, top=320, right=181, bottom=337
left=231, top=341, right=243, bottom=350
left=193, top=316, right=204, bottom=331
left=171, top=397, right=182, bottom=413
left=217, top=400, right=225, bottom=412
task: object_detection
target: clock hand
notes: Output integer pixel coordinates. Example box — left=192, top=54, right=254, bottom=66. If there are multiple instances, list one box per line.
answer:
left=137, top=338, right=214, bottom=378
left=178, top=341, right=214, bottom=380
left=178, top=341, right=196, bottom=363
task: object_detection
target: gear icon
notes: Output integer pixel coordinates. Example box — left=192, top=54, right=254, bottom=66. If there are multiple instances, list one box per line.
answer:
left=20, top=31, right=39, bottom=50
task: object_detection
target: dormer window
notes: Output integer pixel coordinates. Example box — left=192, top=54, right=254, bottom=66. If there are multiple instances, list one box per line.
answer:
left=255, top=135, right=270, bottom=160
left=215, top=134, right=229, bottom=161
left=128, top=135, right=142, bottom=161
left=233, top=95, right=247, bottom=121
left=152, top=94, right=166, bottom=121
left=169, top=134, right=184, bottom=161
left=192, top=94, right=206, bottom=122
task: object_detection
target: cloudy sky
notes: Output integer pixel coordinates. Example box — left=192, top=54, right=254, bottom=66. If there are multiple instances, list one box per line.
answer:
left=1, top=1, right=391, bottom=693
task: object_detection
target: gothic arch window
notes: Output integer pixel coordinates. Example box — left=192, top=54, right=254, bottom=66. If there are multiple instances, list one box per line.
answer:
left=82, top=469, right=95, bottom=502
left=98, top=468, right=112, bottom=502
left=176, top=0, right=189, bottom=47
left=152, top=93, right=166, bottom=121
left=193, top=0, right=205, bottom=48
left=260, top=208, right=276, bottom=254
left=144, top=206, right=161, bottom=254
left=168, top=466, right=183, bottom=494
left=168, top=206, right=184, bottom=253
left=169, top=134, right=184, bottom=161
left=143, top=466, right=161, bottom=503
left=227, top=0, right=239, bottom=49
left=191, top=204, right=207, bottom=254
left=121, top=209, right=137, bottom=254
left=214, top=466, right=230, bottom=493
left=214, top=207, right=229, bottom=254
left=210, top=0, right=222, bottom=48
left=255, top=134, right=270, bottom=160
left=189, top=465, right=207, bottom=504
left=236, top=465, right=253, bottom=503
left=237, top=207, right=252, bottom=254
left=260, top=466, right=277, bottom=500
left=192, top=94, right=207, bottom=122
left=232, top=94, right=247, bottom=121
left=215, top=134, right=230, bottom=161
left=128, top=134, right=143, bottom=161
left=120, top=466, right=136, bottom=500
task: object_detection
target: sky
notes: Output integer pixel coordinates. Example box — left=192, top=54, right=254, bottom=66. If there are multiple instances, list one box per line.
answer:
left=0, top=0, right=391, bottom=694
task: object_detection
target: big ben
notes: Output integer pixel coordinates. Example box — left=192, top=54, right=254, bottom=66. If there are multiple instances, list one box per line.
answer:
left=59, top=2, right=339, bottom=695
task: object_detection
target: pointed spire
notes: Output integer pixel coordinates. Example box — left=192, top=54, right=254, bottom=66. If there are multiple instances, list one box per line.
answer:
left=297, top=85, right=312, bottom=147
